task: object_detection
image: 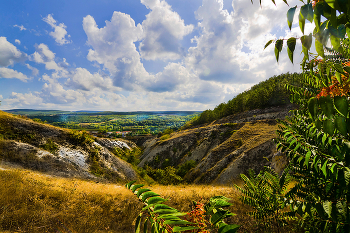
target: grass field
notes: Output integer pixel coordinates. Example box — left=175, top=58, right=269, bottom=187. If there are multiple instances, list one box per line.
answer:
left=0, top=165, right=258, bottom=233
left=0, top=165, right=302, bottom=233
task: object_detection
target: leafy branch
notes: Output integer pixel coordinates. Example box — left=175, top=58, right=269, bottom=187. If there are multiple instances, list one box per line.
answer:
left=125, top=181, right=240, bottom=233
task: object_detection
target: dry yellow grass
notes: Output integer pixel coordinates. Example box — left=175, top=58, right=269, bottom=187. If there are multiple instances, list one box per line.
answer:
left=0, top=167, right=257, bottom=233
left=0, top=166, right=303, bottom=233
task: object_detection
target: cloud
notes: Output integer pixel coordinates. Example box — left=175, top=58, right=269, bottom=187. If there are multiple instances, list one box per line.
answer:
left=26, top=64, right=39, bottom=76
left=83, top=12, right=148, bottom=90
left=15, top=39, right=20, bottom=45
left=184, top=0, right=301, bottom=84
left=43, top=14, right=71, bottom=45
left=143, top=62, right=192, bottom=92
left=5, top=92, right=43, bottom=107
left=65, top=68, right=117, bottom=91
left=0, top=67, right=28, bottom=81
left=31, top=43, right=68, bottom=76
left=40, top=81, right=85, bottom=105
left=139, top=0, right=194, bottom=60
left=0, top=37, right=27, bottom=67
left=13, top=25, right=27, bottom=31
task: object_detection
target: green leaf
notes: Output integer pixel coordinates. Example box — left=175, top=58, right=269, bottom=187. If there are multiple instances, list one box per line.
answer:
left=153, top=209, right=179, bottom=214
left=274, top=39, right=283, bottom=62
left=287, top=37, right=296, bottom=63
left=132, top=184, right=145, bottom=193
left=316, top=118, right=322, bottom=130
left=211, top=209, right=229, bottom=225
left=135, top=214, right=142, bottom=233
left=338, top=24, right=346, bottom=38
left=301, top=33, right=313, bottom=50
left=300, top=4, right=311, bottom=23
left=143, top=217, right=149, bottom=233
left=141, top=192, right=160, bottom=202
left=325, top=0, right=339, bottom=9
left=323, top=119, right=335, bottom=135
left=329, top=25, right=342, bottom=38
left=344, top=168, right=350, bottom=185
left=287, top=6, right=297, bottom=30
left=172, top=226, right=200, bottom=232
left=137, top=189, right=152, bottom=198
left=314, top=4, right=321, bottom=31
left=335, top=72, right=342, bottom=84
left=323, top=201, right=332, bottom=218
left=316, top=202, right=327, bottom=219
left=334, top=96, right=348, bottom=117
left=304, top=151, right=312, bottom=167
left=330, top=35, right=343, bottom=53
left=321, top=160, right=328, bottom=177
left=218, top=224, right=241, bottom=233
left=335, top=116, right=347, bottom=136
left=147, top=197, right=167, bottom=205
left=319, top=96, right=334, bottom=119
left=299, top=11, right=306, bottom=34
left=306, top=3, right=314, bottom=23
left=157, top=212, right=187, bottom=219
left=126, top=180, right=137, bottom=189
left=315, top=39, right=325, bottom=57
left=308, top=97, right=318, bottom=118
left=315, top=29, right=330, bottom=46
left=264, top=40, right=274, bottom=49
left=154, top=204, right=176, bottom=211
left=163, top=220, right=192, bottom=225
left=334, top=63, right=345, bottom=74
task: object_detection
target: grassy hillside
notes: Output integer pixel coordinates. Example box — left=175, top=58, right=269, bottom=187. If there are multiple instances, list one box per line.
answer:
left=0, top=110, right=140, bottom=182
left=0, top=167, right=262, bottom=233
left=188, top=72, right=302, bottom=127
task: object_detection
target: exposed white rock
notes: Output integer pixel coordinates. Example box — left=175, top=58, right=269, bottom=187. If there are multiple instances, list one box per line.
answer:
left=58, top=147, right=89, bottom=171
left=36, top=149, right=53, bottom=158
left=96, top=138, right=131, bottom=150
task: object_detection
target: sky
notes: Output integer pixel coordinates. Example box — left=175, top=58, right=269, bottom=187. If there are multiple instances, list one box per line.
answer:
left=0, top=0, right=314, bottom=111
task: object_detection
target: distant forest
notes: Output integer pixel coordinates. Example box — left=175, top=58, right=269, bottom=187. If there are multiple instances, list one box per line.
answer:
left=190, top=72, right=303, bottom=126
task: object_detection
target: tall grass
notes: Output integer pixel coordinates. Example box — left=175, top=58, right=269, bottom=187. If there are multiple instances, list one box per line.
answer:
left=0, top=167, right=298, bottom=233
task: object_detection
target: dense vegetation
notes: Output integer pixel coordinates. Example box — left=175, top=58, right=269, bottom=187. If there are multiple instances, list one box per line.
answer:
left=189, top=72, right=302, bottom=126
left=5, top=110, right=200, bottom=135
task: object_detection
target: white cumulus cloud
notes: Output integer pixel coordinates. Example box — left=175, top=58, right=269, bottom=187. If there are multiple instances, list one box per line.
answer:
left=0, top=67, right=28, bottom=81
left=43, top=14, right=72, bottom=45
left=65, top=68, right=117, bottom=91
left=31, top=43, right=68, bottom=77
left=83, top=12, right=148, bottom=90
left=139, top=0, right=194, bottom=60
left=0, top=37, right=26, bottom=67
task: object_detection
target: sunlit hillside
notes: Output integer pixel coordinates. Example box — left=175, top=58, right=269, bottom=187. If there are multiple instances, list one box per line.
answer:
left=0, top=166, right=266, bottom=233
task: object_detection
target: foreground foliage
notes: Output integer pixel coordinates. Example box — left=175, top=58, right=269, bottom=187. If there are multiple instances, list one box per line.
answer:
left=235, top=168, right=293, bottom=232
left=256, top=0, right=350, bottom=231
left=125, top=181, right=240, bottom=233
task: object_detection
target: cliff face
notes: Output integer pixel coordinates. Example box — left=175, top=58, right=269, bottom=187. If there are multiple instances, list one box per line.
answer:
left=0, top=111, right=137, bottom=182
left=138, top=106, right=292, bottom=185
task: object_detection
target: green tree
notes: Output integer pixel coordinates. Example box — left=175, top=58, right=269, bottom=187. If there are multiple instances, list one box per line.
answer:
left=256, top=0, right=350, bottom=231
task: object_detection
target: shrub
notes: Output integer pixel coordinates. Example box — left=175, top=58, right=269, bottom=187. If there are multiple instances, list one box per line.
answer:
left=40, top=139, right=58, bottom=154
left=235, top=167, right=292, bottom=232
left=176, top=160, right=196, bottom=178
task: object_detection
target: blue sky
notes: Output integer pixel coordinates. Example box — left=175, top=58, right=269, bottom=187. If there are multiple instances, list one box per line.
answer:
left=0, top=0, right=311, bottom=111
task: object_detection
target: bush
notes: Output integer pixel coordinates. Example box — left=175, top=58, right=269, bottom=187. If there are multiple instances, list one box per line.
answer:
left=235, top=167, right=293, bottom=232
left=176, top=160, right=196, bottom=178
left=40, top=139, right=58, bottom=154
